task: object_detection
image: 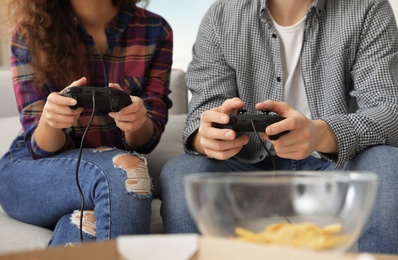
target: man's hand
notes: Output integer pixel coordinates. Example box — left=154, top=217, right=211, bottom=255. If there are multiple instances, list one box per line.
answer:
left=256, top=100, right=338, bottom=159
left=191, top=98, right=250, bottom=160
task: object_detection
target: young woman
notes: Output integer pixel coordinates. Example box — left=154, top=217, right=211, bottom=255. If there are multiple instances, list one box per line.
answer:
left=0, top=0, right=172, bottom=246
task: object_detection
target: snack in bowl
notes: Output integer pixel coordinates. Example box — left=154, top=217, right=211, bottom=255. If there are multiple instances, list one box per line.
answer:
left=235, top=222, right=347, bottom=250
left=184, top=171, right=378, bottom=253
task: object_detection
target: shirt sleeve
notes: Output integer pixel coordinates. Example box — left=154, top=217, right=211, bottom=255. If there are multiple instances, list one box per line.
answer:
left=126, top=17, right=174, bottom=154
left=183, top=2, right=238, bottom=154
left=10, top=30, right=75, bottom=159
left=320, top=1, right=398, bottom=168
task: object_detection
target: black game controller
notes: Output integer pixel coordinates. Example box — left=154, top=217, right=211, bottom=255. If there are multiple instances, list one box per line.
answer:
left=214, top=109, right=289, bottom=140
left=62, top=86, right=132, bottom=112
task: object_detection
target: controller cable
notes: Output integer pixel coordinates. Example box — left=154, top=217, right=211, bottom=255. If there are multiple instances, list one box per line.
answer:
left=75, top=90, right=97, bottom=242
left=249, top=119, right=291, bottom=224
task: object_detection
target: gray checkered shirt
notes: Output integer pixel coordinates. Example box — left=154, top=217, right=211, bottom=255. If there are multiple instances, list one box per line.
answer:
left=183, top=0, right=398, bottom=169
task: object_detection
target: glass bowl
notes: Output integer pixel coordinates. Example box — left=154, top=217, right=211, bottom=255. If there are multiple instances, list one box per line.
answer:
left=184, top=171, right=378, bottom=253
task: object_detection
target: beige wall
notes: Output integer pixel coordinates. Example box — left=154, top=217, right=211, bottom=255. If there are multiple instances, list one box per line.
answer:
left=0, top=0, right=10, bottom=67
left=0, top=39, right=9, bottom=67
left=392, top=1, right=398, bottom=19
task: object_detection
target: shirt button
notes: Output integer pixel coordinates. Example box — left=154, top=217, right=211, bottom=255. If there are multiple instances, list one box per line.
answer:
left=276, top=77, right=282, bottom=82
left=272, top=33, right=277, bottom=39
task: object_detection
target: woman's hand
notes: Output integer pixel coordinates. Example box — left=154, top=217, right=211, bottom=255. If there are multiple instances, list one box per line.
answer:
left=191, top=98, right=250, bottom=160
left=107, top=83, right=153, bottom=147
left=255, top=100, right=338, bottom=159
left=41, top=77, right=86, bottom=129
left=34, top=77, right=86, bottom=152
left=107, top=83, right=148, bottom=133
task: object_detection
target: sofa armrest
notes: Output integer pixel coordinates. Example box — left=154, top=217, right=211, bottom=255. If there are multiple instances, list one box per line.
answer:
left=147, top=69, right=188, bottom=196
left=146, top=114, right=186, bottom=196
left=169, top=69, right=188, bottom=115
left=0, top=67, right=19, bottom=118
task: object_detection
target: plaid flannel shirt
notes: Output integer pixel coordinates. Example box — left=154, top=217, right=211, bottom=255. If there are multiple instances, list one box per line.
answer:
left=10, top=4, right=173, bottom=158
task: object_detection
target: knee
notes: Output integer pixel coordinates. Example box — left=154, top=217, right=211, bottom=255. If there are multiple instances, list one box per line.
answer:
left=159, top=155, right=188, bottom=183
left=70, top=210, right=97, bottom=238
left=348, top=146, right=398, bottom=208
left=159, top=155, right=205, bottom=200
left=113, top=154, right=151, bottom=195
left=347, top=145, right=398, bottom=172
left=159, top=153, right=217, bottom=182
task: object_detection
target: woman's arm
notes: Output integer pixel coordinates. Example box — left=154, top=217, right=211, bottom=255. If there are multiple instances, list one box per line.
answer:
left=120, top=13, right=173, bottom=153
left=10, top=30, right=79, bottom=158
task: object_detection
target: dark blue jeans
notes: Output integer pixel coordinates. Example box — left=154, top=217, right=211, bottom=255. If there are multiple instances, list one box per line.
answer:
left=158, top=145, right=398, bottom=254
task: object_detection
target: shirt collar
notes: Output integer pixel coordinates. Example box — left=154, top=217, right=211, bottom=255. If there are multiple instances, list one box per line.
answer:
left=312, top=0, right=327, bottom=17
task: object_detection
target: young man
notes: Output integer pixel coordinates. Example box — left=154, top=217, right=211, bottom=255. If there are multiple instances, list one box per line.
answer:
left=159, top=0, right=398, bottom=254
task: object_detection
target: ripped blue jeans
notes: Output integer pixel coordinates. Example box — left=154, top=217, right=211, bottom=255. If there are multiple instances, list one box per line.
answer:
left=0, top=135, right=152, bottom=246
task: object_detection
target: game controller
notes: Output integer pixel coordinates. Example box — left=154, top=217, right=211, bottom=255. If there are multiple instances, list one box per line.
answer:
left=214, top=109, right=289, bottom=140
left=62, top=86, right=132, bottom=112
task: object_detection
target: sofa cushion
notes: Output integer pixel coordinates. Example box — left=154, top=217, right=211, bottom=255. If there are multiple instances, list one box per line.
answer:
left=0, top=67, right=19, bottom=118
left=0, top=116, right=20, bottom=157
left=0, top=207, right=53, bottom=254
left=168, top=69, right=188, bottom=115
left=146, top=114, right=186, bottom=196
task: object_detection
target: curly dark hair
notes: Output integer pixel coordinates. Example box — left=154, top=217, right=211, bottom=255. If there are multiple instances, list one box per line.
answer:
left=6, top=0, right=148, bottom=90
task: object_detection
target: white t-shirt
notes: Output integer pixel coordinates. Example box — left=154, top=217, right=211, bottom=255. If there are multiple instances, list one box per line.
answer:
left=269, top=14, right=321, bottom=158
left=270, top=14, right=311, bottom=119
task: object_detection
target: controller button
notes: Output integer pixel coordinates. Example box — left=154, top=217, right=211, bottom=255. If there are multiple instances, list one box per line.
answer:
left=237, top=109, right=247, bottom=114
left=111, top=97, right=119, bottom=111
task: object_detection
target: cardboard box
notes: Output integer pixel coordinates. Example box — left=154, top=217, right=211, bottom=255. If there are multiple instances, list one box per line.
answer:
left=0, top=235, right=397, bottom=260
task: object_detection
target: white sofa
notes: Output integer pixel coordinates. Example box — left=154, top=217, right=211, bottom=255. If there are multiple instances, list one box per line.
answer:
left=0, top=67, right=188, bottom=254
